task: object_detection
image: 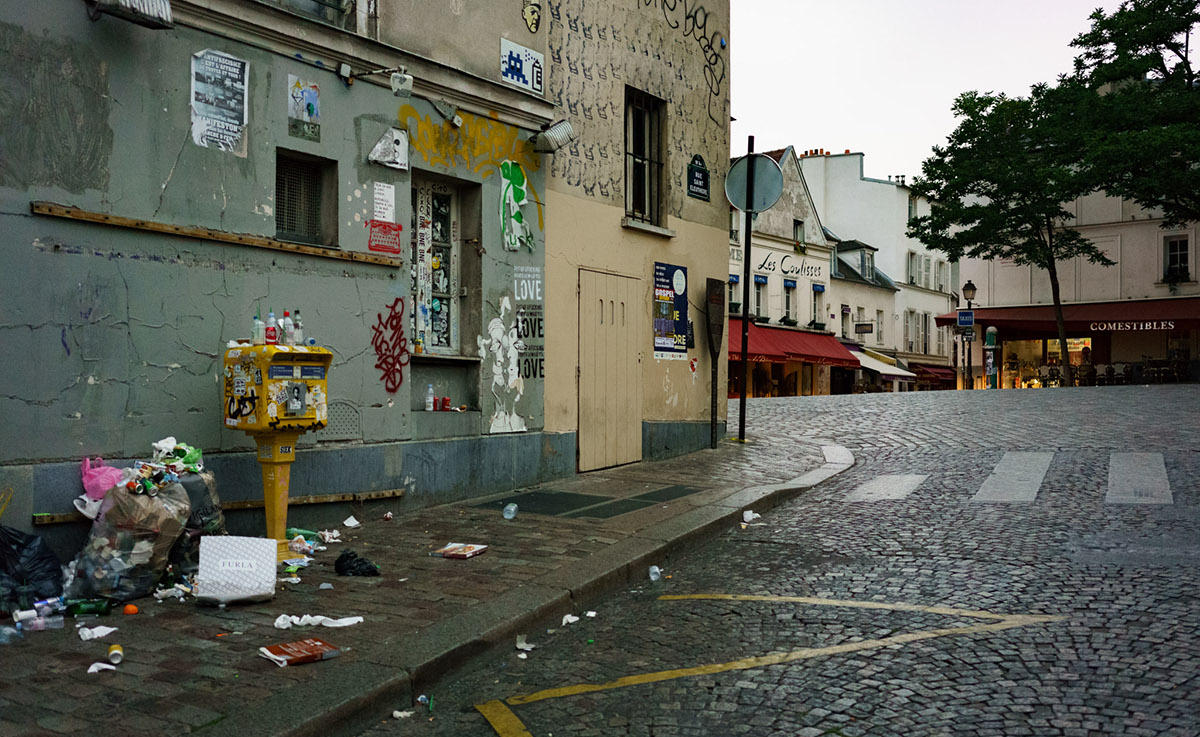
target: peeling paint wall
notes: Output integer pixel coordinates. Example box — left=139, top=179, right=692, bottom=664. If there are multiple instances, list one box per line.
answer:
left=0, top=3, right=548, bottom=524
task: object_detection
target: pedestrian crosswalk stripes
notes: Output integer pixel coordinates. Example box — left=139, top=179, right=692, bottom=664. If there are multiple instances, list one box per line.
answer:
left=840, top=452, right=1175, bottom=504
left=844, top=474, right=928, bottom=501
left=971, top=452, right=1054, bottom=503
left=1106, top=452, right=1173, bottom=504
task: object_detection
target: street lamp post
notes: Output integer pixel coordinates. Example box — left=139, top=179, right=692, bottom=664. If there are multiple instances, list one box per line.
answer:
left=962, top=280, right=977, bottom=390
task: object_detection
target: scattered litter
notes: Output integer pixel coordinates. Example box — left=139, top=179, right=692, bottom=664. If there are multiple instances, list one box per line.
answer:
left=428, top=542, right=488, bottom=559
left=417, top=694, right=432, bottom=713
left=285, top=528, right=318, bottom=539
left=586, top=611, right=597, bottom=618
left=281, top=557, right=311, bottom=568
left=318, top=529, right=342, bottom=544
left=122, top=604, right=139, bottom=615
left=87, top=662, right=117, bottom=674
left=153, top=586, right=186, bottom=602
left=561, top=614, right=580, bottom=626
left=319, top=583, right=334, bottom=590
left=342, top=515, right=361, bottom=529
left=515, top=634, right=536, bottom=651
left=502, top=503, right=518, bottom=520
left=274, top=613, right=364, bottom=629
left=288, top=535, right=314, bottom=555
left=78, top=626, right=118, bottom=641
left=107, top=644, right=124, bottom=664
left=383, top=512, right=394, bottom=521
left=278, top=577, right=301, bottom=584
left=258, top=637, right=341, bottom=667
left=392, top=710, right=415, bottom=719
left=335, top=549, right=380, bottom=576
left=398, top=578, right=409, bottom=583
left=742, top=510, right=761, bottom=523
left=649, top=566, right=662, bottom=582
left=517, top=653, right=527, bottom=659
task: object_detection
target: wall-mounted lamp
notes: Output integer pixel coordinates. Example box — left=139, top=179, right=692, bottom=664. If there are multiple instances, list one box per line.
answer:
left=337, top=64, right=413, bottom=98
left=531, top=119, right=578, bottom=153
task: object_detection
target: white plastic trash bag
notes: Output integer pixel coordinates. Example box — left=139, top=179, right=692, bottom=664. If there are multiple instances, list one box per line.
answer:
left=196, top=536, right=277, bottom=605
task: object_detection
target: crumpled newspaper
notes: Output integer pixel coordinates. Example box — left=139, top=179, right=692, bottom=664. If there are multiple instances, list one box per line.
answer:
left=79, top=626, right=118, bottom=641
left=273, top=613, right=364, bottom=629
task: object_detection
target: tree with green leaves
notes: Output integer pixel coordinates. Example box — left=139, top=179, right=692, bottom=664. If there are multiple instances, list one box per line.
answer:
left=907, top=86, right=1115, bottom=388
left=1069, top=0, right=1200, bottom=227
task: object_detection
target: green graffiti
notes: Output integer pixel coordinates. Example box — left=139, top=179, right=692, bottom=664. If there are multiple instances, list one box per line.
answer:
left=501, top=160, right=534, bottom=252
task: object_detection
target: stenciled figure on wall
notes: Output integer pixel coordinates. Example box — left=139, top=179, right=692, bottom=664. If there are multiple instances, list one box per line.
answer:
left=478, top=296, right=527, bottom=433
left=500, top=160, right=535, bottom=251
left=522, top=0, right=542, bottom=33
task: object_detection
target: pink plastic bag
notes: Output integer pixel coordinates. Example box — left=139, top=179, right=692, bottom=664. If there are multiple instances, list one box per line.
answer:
left=80, top=457, right=123, bottom=501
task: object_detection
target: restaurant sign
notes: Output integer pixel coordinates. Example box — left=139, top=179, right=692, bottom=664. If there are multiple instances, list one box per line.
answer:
left=1089, top=321, right=1175, bottom=331
left=86, top=0, right=174, bottom=28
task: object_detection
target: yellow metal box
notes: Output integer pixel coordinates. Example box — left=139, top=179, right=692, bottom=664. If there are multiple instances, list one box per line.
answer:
left=222, top=345, right=332, bottom=434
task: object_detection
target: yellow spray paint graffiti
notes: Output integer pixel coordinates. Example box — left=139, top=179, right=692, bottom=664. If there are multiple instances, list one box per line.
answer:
left=398, top=105, right=544, bottom=230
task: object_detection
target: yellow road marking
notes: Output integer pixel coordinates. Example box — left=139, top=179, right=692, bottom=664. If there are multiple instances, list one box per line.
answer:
left=476, top=594, right=1066, bottom=734
left=475, top=700, right=533, bottom=737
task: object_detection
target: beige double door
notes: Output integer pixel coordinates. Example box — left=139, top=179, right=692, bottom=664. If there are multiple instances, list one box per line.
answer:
left=578, top=269, right=642, bottom=472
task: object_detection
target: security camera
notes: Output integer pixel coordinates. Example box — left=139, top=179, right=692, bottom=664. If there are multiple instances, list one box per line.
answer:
left=390, top=71, right=413, bottom=97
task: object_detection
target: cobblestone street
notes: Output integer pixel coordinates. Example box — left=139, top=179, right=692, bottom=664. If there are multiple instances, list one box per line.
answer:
left=363, top=386, right=1200, bottom=737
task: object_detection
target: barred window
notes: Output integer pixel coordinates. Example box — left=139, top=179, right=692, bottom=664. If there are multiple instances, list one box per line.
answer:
left=275, top=149, right=337, bottom=247
left=625, top=87, right=666, bottom=226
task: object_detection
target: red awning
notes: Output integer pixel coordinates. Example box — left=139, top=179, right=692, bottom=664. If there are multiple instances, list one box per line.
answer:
left=936, top=297, right=1200, bottom=332
left=728, top=321, right=858, bottom=367
left=910, top=363, right=957, bottom=380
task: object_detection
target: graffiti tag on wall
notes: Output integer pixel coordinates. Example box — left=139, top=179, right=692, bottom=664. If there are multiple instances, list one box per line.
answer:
left=477, top=296, right=528, bottom=433
left=501, top=161, right=535, bottom=251
left=371, top=298, right=411, bottom=393
left=642, top=0, right=726, bottom=126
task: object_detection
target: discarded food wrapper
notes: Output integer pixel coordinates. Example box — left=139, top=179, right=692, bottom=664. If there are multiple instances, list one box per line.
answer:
left=87, top=662, right=117, bottom=674
left=742, top=510, right=761, bottom=523
left=78, top=626, right=118, bottom=641
left=428, top=542, right=488, bottom=559
left=318, top=529, right=342, bottom=544
left=274, top=613, right=364, bottom=629
left=383, top=511, right=394, bottom=521
left=281, top=557, right=311, bottom=568
left=258, top=637, right=341, bottom=667
left=342, top=515, right=361, bottom=529
left=392, top=711, right=415, bottom=719
left=288, top=535, right=314, bottom=555
left=196, top=536, right=277, bottom=605
left=561, top=614, right=580, bottom=626
left=515, top=634, right=536, bottom=651
left=153, top=587, right=186, bottom=602
left=335, top=549, right=380, bottom=576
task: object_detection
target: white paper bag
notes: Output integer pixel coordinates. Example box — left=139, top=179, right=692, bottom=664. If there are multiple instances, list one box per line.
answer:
left=196, top=536, right=277, bottom=604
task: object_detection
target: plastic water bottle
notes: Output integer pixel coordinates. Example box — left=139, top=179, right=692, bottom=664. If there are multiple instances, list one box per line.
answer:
left=425, top=384, right=435, bottom=412
left=282, top=310, right=295, bottom=346
left=292, top=309, right=304, bottom=345
left=252, top=312, right=266, bottom=345
left=502, top=503, right=518, bottom=520
left=265, top=311, right=278, bottom=345
left=649, top=565, right=662, bottom=582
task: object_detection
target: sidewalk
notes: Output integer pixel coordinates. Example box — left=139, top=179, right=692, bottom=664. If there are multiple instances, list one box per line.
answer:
left=0, top=434, right=853, bottom=737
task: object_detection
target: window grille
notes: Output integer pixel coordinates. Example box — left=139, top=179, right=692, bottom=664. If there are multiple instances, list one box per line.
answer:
left=625, top=87, right=665, bottom=225
left=275, top=151, right=332, bottom=246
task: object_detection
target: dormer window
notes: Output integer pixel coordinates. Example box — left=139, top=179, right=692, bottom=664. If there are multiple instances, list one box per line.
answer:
left=862, top=252, right=874, bottom=281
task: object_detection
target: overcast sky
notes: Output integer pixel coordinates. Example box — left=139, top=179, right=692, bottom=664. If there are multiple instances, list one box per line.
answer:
left=729, top=0, right=1118, bottom=179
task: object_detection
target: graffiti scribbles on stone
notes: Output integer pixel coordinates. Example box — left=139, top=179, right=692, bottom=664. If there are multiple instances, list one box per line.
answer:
left=477, top=296, right=527, bottom=433
left=226, top=389, right=257, bottom=420
left=371, top=298, right=411, bottom=394
left=501, top=161, right=535, bottom=252
left=523, top=0, right=542, bottom=32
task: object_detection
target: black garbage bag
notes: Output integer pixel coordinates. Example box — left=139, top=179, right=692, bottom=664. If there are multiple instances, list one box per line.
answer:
left=335, top=549, right=380, bottom=577
left=168, top=471, right=227, bottom=575
left=0, top=525, right=64, bottom=600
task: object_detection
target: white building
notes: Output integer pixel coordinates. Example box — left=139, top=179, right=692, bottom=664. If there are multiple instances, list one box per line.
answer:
left=799, top=150, right=957, bottom=387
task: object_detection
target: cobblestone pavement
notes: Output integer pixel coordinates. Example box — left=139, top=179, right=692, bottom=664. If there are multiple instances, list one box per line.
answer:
left=361, top=385, right=1200, bottom=737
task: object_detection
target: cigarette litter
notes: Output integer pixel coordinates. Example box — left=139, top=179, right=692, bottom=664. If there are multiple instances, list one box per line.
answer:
left=87, top=662, right=117, bottom=674
left=561, top=614, right=580, bottom=626
left=342, top=516, right=361, bottom=529
left=78, top=626, right=118, bottom=641
left=515, top=634, right=536, bottom=651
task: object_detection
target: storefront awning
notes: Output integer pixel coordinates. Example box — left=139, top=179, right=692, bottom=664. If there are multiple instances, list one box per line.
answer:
left=935, top=297, right=1200, bottom=332
left=851, top=349, right=917, bottom=380
left=910, top=362, right=957, bottom=381
left=729, top=321, right=858, bottom=367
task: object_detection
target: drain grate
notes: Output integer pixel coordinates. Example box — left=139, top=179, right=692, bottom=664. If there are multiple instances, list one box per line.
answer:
left=473, top=490, right=610, bottom=516
left=631, top=485, right=706, bottom=503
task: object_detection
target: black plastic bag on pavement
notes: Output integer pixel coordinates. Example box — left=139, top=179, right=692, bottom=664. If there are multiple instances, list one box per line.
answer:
left=0, top=525, right=64, bottom=600
left=168, top=471, right=227, bottom=575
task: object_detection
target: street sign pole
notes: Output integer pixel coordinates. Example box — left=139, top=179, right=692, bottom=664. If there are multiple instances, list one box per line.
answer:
left=738, top=136, right=756, bottom=442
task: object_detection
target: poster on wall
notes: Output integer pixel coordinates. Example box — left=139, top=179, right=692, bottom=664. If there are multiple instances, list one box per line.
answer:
left=500, top=38, right=544, bottom=95
left=190, top=49, right=249, bottom=156
left=513, top=265, right=545, bottom=381
left=287, top=75, right=320, bottom=142
left=653, top=262, right=688, bottom=361
left=368, top=128, right=410, bottom=171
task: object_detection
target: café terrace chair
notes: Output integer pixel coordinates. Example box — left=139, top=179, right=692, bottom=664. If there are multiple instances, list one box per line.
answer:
left=1094, top=363, right=1109, bottom=386
left=1111, top=363, right=1126, bottom=385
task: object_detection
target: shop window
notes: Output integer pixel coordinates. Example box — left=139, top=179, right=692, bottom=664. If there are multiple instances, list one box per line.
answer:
left=625, top=87, right=666, bottom=226
left=411, top=180, right=462, bottom=354
left=876, top=310, right=884, bottom=345
left=275, top=149, right=337, bottom=247
left=1164, top=235, right=1189, bottom=281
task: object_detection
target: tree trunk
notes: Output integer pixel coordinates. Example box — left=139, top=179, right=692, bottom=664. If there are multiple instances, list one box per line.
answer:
left=1044, top=242, right=1074, bottom=388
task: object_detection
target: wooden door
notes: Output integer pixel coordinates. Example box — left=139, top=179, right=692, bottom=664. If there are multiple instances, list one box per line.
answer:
left=578, top=270, right=642, bottom=471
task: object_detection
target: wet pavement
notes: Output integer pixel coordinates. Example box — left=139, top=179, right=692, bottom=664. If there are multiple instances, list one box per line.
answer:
left=358, top=385, right=1200, bottom=737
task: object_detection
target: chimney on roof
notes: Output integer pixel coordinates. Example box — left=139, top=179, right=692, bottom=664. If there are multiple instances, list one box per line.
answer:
left=887, top=175, right=892, bottom=182
left=844, top=149, right=850, bottom=154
